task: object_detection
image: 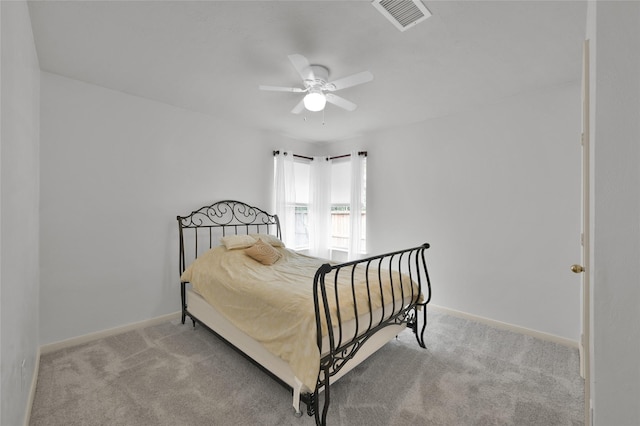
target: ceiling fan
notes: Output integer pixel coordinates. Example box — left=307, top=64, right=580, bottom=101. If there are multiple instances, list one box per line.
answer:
left=259, top=54, right=373, bottom=114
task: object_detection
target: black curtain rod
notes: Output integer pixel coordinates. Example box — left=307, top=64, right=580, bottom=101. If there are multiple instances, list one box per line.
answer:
left=272, top=151, right=367, bottom=161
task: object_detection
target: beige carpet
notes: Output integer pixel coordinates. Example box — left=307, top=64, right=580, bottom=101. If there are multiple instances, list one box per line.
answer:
left=30, top=310, right=584, bottom=425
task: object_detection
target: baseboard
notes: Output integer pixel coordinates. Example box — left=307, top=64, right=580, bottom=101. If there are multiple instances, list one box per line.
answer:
left=579, top=333, right=586, bottom=378
left=429, top=304, right=579, bottom=349
left=40, top=311, right=181, bottom=354
left=23, top=348, right=41, bottom=426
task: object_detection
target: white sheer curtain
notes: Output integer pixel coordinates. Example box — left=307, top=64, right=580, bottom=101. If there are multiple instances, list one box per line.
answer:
left=308, top=156, right=332, bottom=259
left=348, top=151, right=366, bottom=260
left=273, top=151, right=296, bottom=248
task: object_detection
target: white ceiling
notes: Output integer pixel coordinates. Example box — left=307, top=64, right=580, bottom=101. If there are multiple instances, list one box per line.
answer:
left=28, top=0, right=587, bottom=143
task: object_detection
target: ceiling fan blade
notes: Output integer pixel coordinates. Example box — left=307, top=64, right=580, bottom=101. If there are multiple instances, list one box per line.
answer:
left=291, top=98, right=305, bottom=114
left=326, top=71, right=373, bottom=91
left=325, top=93, right=357, bottom=111
left=288, top=54, right=315, bottom=82
left=259, top=85, right=306, bottom=93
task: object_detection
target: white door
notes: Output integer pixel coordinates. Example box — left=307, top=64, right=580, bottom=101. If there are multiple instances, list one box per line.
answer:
left=572, top=39, right=591, bottom=426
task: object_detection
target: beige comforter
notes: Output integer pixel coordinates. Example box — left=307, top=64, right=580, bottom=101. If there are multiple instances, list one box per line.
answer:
left=181, top=246, right=420, bottom=390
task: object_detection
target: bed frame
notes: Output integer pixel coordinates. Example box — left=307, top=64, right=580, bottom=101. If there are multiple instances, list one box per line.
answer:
left=177, top=200, right=432, bottom=425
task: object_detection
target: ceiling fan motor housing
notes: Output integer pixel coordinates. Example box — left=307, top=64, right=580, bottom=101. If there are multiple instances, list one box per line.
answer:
left=305, top=65, right=330, bottom=88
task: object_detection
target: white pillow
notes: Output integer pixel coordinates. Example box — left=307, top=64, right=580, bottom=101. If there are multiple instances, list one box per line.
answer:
left=249, top=233, right=285, bottom=247
left=220, top=234, right=257, bottom=250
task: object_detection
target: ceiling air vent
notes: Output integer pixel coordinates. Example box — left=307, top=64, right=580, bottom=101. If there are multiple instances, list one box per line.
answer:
left=372, top=0, right=431, bottom=32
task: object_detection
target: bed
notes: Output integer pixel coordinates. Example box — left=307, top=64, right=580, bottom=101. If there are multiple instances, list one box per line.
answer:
left=177, top=200, right=432, bottom=425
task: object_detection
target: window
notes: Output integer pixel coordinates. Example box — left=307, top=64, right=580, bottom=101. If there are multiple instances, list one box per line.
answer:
left=293, top=161, right=310, bottom=250
left=330, top=159, right=366, bottom=258
left=276, top=154, right=366, bottom=260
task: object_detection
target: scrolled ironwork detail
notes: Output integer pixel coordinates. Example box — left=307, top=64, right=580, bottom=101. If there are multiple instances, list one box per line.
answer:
left=316, top=308, right=416, bottom=389
left=177, top=200, right=279, bottom=229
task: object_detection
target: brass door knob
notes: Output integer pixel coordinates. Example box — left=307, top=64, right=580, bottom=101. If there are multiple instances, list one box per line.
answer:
left=571, top=264, right=584, bottom=273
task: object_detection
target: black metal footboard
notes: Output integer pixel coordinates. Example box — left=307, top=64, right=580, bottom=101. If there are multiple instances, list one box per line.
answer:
left=310, top=243, right=432, bottom=425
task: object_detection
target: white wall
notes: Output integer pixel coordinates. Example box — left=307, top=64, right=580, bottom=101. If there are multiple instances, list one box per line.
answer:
left=587, top=1, right=640, bottom=424
left=39, top=72, right=315, bottom=345
left=0, top=1, right=40, bottom=425
left=328, top=84, right=582, bottom=341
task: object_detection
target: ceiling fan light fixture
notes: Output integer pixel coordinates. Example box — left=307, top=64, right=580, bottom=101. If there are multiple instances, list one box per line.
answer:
left=303, top=89, right=326, bottom=112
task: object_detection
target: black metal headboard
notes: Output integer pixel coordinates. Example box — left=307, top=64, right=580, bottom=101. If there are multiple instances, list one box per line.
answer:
left=177, top=200, right=281, bottom=274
